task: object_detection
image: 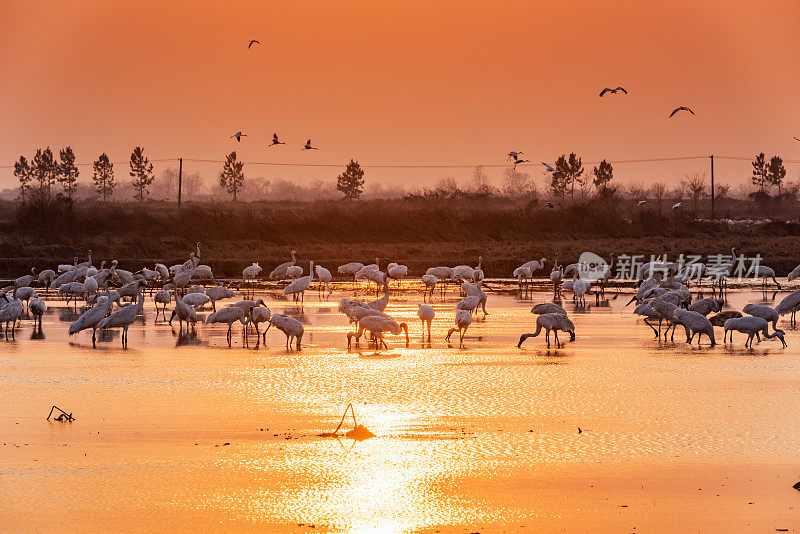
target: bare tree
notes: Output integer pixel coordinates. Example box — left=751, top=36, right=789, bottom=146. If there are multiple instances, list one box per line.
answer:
left=501, top=168, right=536, bottom=198
left=649, top=182, right=667, bottom=214
left=681, top=172, right=707, bottom=216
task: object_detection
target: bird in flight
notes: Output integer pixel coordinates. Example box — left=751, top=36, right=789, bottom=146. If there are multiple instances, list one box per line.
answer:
left=794, top=136, right=800, bottom=142
left=637, top=200, right=648, bottom=206
left=672, top=201, right=683, bottom=209
left=669, top=106, right=695, bottom=118
left=269, top=133, right=286, bottom=147
left=512, top=158, right=529, bottom=169
left=302, top=139, right=318, bottom=150
left=541, top=162, right=557, bottom=173
left=248, top=40, right=260, bottom=48
left=599, top=86, right=627, bottom=97
left=507, top=151, right=523, bottom=161
left=231, top=131, right=247, bottom=142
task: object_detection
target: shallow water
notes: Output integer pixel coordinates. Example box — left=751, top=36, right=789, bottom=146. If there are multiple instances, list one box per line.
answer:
left=1, top=286, right=800, bottom=532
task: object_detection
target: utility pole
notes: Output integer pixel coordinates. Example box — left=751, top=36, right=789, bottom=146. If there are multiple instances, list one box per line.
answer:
left=177, top=157, right=183, bottom=210
left=709, top=154, right=715, bottom=220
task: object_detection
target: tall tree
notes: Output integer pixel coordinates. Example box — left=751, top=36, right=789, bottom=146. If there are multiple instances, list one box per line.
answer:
left=501, top=167, right=535, bottom=198
left=470, top=165, right=495, bottom=195
left=32, top=147, right=57, bottom=196
left=92, top=153, right=116, bottom=202
left=592, top=159, right=613, bottom=192
left=566, top=152, right=585, bottom=198
left=58, top=146, right=79, bottom=199
left=767, top=155, right=786, bottom=195
left=129, top=146, right=155, bottom=201
left=336, top=159, right=365, bottom=199
left=550, top=155, right=569, bottom=197
left=13, top=156, right=32, bottom=202
left=681, top=172, right=707, bottom=215
left=752, top=152, right=768, bottom=192
left=219, top=151, right=245, bottom=201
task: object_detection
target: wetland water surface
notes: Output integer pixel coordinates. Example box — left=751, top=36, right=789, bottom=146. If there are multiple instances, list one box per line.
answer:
left=1, top=287, right=799, bottom=532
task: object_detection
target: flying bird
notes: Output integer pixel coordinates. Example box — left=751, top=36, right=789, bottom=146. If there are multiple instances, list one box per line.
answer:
left=672, top=202, right=683, bottom=209
left=637, top=200, right=649, bottom=206
left=541, top=162, right=557, bottom=173
left=599, top=86, right=627, bottom=97
left=302, top=139, right=318, bottom=150
left=248, top=40, right=260, bottom=48
left=231, top=131, right=247, bottom=142
left=270, top=133, right=286, bottom=146
left=513, top=158, right=529, bottom=168
left=507, top=151, right=523, bottom=161
left=794, top=136, right=800, bottom=142
left=669, top=106, right=695, bottom=118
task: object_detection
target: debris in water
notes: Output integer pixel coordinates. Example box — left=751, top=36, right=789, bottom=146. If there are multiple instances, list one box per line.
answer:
left=318, top=403, right=375, bottom=441
left=46, top=406, right=74, bottom=422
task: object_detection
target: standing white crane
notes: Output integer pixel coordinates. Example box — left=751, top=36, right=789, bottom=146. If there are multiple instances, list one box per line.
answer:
left=29, top=296, right=45, bottom=331
left=205, top=285, right=236, bottom=311
left=269, top=250, right=298, bottom=279
left=266, top=314, right=304, bottom=350
left=724, top=316, right=786, bottom=348
left=169, top=288, right=197, bottom=333
left=445, top=309, right=473, bottom=344
left=154, top=289, right=171, bottom=318
left=315, top=264, right=333, bottom=298
left=417, top=304, right=435, bottom=341
left=672, top=308, right=715, bottom=346
left=0, top=294, right=24, bottom=338
left=283, top=261, right=315, bottom=304
left=517, top=312, right=575, bottom=348
left=248, top=304, right=272, bottom=345
left=348, top=315, right=408, bottom=349
left=98, top=290, right=145, bottom=347
left=68, top=296, right=117, bottom=347
left=242, top=262, right=262, bottom=284
left=421, top=274, right=437, bottom=301
left=338, top=262, right=365, bottom=289
left=775, top=290, right=800, bottom=324
left=742, top=303, right=779, bottom=331
left=205, top=306, right=247, bottom=345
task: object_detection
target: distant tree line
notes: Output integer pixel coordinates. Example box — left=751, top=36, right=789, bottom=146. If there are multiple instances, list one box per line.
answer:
left=13, top=146, right=156, bottom=203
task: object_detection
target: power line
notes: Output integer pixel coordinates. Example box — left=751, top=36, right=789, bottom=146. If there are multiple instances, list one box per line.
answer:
left=0, top=154, right=795, bottom=170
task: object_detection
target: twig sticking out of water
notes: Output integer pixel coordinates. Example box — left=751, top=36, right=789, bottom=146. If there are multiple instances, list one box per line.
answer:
left=317, top=403, right=375, bottom=441
left=47, top=405, right=74, bottom=422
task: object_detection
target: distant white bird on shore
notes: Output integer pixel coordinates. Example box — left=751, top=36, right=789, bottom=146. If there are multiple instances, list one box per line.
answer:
left=302, top=139, right=318, bottom=150
left=599, top=86, right=627, bottom=97
left=669, top=106, right=694, bottom=118
left=672, top=202, right=683, bottom=209
left=231, top=131, right=247, bottom=142
left=269, top=133, right=285, bottom=146
left=637, top=200, right=649, bottom=206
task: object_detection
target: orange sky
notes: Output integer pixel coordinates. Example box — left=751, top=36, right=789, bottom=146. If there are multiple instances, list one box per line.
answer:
left=2, top=0, right=800, bottom=191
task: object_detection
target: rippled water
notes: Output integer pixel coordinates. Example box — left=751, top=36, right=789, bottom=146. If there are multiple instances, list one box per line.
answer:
left=2, top=285, right=799, bottom=532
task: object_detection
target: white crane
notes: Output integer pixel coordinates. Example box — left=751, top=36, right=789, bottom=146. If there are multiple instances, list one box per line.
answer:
left=205, top=285, right=236, bottom=311
left=750, top=265, right=781, bottom=290
left=348, top=315, right=408, bottom=349
left=248, top=304, right=272, bottom=345
left=445, top=309, right=473, bottom=344
left=205, top=306, right=247, bottom=344
left=338, top=262, right=365, bottom=288
left=688, top=298, right=723, bottom=316
left=302, top=139, right=318, bottom=150
left=775, top=290, right=800, bottom=324
left=283, top=261, right=315, bottom=304
left=29, top=296, right=45, bottom=331
left=531, top=303, right=567, bottom=315
left=0, top=295, right=24, bottom=338
left=421, top=274, right=437, bottom=301
left=68, top=296, right=117, bottom=347
left=315, top=265, right=333, bottom=297
left=269, top=251, right=298, bottom=279
left=672, top=308, right=715, bottom=346
left=154, top=289, right=171, bottom=318
left=742, top=304, right=779, bottom=331
left=98, top=290, right=145, bottom=347
left=182, top=292, right=211, bottom=308
left=517, top=312, right=575, bottom=348
left=242, top=262, right=262, bottom=284
left=169, top=288, right=197, bottom=333
left=269, top=133, right=285, bottom=146
left=724, top=316, right=786, bottom=348
left=417, top=304, right=435, bottom=341
left=266, top=314, right=304, bottom=349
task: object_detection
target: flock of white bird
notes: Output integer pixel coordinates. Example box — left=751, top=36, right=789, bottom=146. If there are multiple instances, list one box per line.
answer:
left=1, top=244, right=799, bottom=352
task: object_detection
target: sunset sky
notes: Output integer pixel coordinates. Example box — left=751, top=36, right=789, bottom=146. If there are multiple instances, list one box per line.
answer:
left=2, top=0, right=800, bottom=192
